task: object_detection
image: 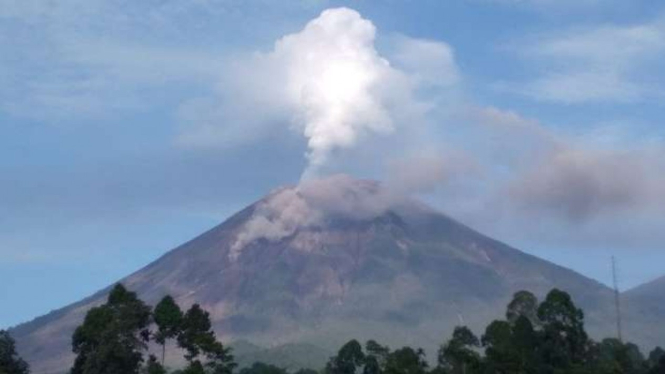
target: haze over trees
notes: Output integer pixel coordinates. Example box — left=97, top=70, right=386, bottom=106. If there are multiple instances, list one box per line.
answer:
left=41, top=284, right=665, bottom=374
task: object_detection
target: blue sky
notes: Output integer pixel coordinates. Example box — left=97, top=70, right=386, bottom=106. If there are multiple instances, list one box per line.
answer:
left=1, top=0, right=664, bottom=328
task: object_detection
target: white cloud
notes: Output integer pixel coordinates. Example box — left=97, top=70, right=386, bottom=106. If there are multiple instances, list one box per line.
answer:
left=391, top=36, right=460, bottom=88
left=502, top=17, right=665, bottom=103
left=0, top=0, right=330, bottom=122
left=178, top=7, right=461, bottom=178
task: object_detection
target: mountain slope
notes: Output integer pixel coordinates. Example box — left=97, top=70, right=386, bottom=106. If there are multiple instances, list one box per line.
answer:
left=626, top=276, right=665, bottom=302
left=10, top=176, right=655, bottom=373
left=623, top=276, right=665, bottom=347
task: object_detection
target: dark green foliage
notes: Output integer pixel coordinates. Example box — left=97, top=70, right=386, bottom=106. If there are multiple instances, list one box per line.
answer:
left=71, top=284, right=151, bottom=374
left=506, top=291, right=539, bottom=327
left=177, top=304, right=236, bottom=374
left=153, top=296, right=183, bottom=365
left=482, top=320, right=518, bottom=374
left=481, top=316, right=538, bottom=374
left=537, top=289, right=589, bottom=373
left=364, top=340, right=390, bottom=374
left=143, top=355, right=167, bottom=374
left=181, top=360, right=206, bottom=374
left=239, top=362, right=288, bottom=374
left=70, top=285, right=235, bottom=374
left=438, top=326, right=482, bottom=374
left=326, top=340, right=365, bottom=374
left=0, top=330, right=29, bottom=374
left=178, top=304, right=218, bottom=361
left=293, top=369, right=318, bottom=374
left=383, top=347, right=427, bottom=374
left=65, top=285, right=665, bottom=374
left=203, top=343, right=236, bottom=374
left=648, top=347, right=665, bottom=374
left=589, top=338, right=647, bottom=374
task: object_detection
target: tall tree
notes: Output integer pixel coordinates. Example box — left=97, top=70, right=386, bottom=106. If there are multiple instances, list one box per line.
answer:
left=364, top=340, right=390, bottom=374
left=536, top=289, right=589, bottom=373
left=590, top=338, right=647, bottom=374
left=506, top=291, right=539, bottom=327
left=648, top=347, right=665, bottom=374
left=0, top=330, right=29, bottom=374
left=153, top=295, right=183, bottom=366
left=177, top=304, right=235, bottom=374
left=326, top=340, right=365, bottom=374
left=482, top=320, right=518, bottom=374
left=384, top=347, right=428, bottom=374
left=510, top=316, right=539, bottom=374
left=71, top=284, right=152, bottom=374
left=438, top=326, right=482, bottom=374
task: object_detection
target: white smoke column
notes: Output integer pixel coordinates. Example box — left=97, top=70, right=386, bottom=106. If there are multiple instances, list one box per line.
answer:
left=272, top=8, right=394, bottom=177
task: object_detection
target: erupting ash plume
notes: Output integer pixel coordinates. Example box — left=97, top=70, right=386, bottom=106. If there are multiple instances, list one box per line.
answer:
left=180, top=7, right=460, bottom=178
left=273, top=8, right=395, bottom=177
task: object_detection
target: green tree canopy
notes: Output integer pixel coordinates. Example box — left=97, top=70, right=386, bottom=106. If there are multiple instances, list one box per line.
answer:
left=537, top=289, right=589, bottom=372
left=648, top=347, right=665, bottom=374
left=590, top=338, right=646, bottom=374
left=438, top=326, right=482, bottom=374
left=143, top=355, right=167, bottom=374
left=177, top=304, right=235, bottom=374
left=506, top=291, right=539, bottom=327
left=0, top=330, right=29, bottom=374
left=153, top=295, right=183, bottom=365
left=326, top=340, right=365, bottom=374
left=384, top=347, right=427, bottom=374
left=239, top=362, right=288, bottom=374
left=71, top=284, right=152, bottom=374
left=364, top=340, right=390, bottom=374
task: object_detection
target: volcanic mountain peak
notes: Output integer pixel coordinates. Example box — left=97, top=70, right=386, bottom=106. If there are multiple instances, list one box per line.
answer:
left=229, top=174, right=410, bottom=260
left=11, top=175, right=665, bottom=374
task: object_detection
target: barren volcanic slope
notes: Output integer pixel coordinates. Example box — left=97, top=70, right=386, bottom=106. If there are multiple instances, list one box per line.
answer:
left=10, top=176, right=659, bottom=373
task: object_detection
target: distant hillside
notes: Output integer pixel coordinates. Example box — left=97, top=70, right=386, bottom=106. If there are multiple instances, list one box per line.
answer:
left=622, top=276, right=665, bottom=347
left=11, top=176, right=662, bottom=373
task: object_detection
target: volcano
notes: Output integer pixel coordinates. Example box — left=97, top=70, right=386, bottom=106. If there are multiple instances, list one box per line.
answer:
left=10, top=175, right=663, bottom=373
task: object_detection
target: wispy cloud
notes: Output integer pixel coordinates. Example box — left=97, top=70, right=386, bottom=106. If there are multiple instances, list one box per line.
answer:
left=0, top=0, right=323, bottom=122
left=499, top=16, right=665, bottom=103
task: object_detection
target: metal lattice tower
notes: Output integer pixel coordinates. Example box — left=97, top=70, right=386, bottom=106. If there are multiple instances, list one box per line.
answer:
left=612, top=256, right=623, bottom=342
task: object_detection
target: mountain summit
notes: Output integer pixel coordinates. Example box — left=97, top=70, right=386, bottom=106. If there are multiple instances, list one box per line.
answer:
left=11, top=175, right=661, bottom=373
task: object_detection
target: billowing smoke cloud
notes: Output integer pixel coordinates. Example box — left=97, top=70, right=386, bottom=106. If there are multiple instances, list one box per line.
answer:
left=178, top=7, right=460, bottom=178
left=438, top=106, right=665, bottom=229
left=509, top=147, right=665, bottom=222
left=230, top=174, right=402, bottom=260
left=273, top=8, right=394, bottom=175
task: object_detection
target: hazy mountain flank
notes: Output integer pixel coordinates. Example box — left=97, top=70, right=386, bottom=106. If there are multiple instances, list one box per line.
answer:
left=10, top=175, right=663, bottom=374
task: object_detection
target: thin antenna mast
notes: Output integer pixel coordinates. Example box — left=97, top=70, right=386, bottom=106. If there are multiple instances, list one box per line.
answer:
left=612, top=256, right=623, bottom=342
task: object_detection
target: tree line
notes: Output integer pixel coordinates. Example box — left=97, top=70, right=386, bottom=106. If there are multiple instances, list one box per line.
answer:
left=1, top=286, right=664, bottom=374
left=322, top=290, right=665, bottom=374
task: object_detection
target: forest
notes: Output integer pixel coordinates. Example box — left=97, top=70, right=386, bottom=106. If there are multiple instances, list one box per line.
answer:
left=1, top=285, right=664, bottom=374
